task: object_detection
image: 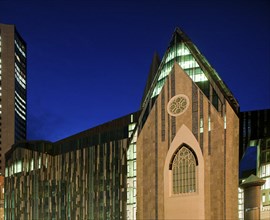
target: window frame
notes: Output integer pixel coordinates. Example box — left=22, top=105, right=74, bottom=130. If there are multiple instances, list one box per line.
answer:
left=169, top=144, right=198, bottom=195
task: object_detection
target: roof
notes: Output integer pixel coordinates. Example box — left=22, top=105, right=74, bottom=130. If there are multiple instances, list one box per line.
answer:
left=240, top=174, right=266, bottom=188
left=140, top=52, right=160, bottom=108
left=140, top=27, right=239, bottom=114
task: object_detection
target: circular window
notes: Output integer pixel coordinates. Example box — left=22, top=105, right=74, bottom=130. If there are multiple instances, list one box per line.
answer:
left=167, top=94, right=189, bottom=116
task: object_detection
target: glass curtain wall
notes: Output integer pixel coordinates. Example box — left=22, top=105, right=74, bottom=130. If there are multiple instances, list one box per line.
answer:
left=151, top=41, right=208, bottom=99
left=14, top=31, right=27, bottom=141
left=127, top=114, right=137, bottom=220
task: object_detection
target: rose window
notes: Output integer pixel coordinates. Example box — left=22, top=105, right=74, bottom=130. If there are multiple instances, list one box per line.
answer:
left=167, top=94, right=189, bottom=116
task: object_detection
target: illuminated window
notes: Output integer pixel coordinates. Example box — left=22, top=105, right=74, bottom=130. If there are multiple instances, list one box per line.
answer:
left=200, top=118, right=203, bottom=133
left=38, top=157, right=41, bottom=169
left=224, top=114, right=227, bottom=129
left=15, top=160, right=22, bottom=173
left=30, top=159, right=34, bottom=171
left=170, top=145, right=198, bottom=194
left=133, top=161, right=136, bottom=171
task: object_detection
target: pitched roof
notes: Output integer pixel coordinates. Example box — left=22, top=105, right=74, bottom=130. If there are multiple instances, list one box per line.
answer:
left=140, top=52, right=160, bottom=108
left=240, top=174, right=266, bottom=188
left=140, top=27, right=239, bottom=114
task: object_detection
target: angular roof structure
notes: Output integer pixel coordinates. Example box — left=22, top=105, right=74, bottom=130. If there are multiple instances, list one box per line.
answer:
left=140, top=27, right=239, bottom=116
left=140, top=52, right=160, bottom=107
left=240, top=174, right=266, bottom=188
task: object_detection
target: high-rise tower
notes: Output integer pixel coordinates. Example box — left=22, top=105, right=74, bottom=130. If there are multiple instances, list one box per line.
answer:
left=0, top=24, right=27, bottom=175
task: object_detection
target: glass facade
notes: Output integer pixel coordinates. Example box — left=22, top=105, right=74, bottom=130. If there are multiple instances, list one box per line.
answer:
left=5, top=113, right=139, bottom=220
left=238, top=187, right=244, bottom=220
left=239, top=109, right=270, bottom=219
left=260, top=138, right=270, bottom=209
left=126, top=118, right=137, bottom=220
left=14, top=31, right=27, bottom=141
left=152, top=42, right=207, bottom=99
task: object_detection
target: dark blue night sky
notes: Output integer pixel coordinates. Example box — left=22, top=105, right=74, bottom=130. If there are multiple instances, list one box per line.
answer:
left=1, top=0, right=269, bottom=141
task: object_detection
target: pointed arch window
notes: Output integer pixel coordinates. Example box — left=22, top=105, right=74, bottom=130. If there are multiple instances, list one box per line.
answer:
left=169, top=145, right=198, bottom=194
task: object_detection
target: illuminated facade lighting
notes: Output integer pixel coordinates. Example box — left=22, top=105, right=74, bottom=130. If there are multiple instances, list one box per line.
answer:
left=5, top=27, right=240, bottom=220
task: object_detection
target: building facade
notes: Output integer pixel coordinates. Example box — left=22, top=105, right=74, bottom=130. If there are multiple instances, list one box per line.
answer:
left=5, top=113, right=139, bottom=220
left=5, top=28, right=239, bottom=219
left=136, top=28, right=239, bottom=219
left=239, top=109, right=270, bottom=219
left=0, top=24, right=27, bottom=175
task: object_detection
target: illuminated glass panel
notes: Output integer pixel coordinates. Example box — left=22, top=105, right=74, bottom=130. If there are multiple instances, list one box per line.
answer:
left=16, top=161, right=22, bottom=173
left=127, top=117, right=138, bottom=220
left=261, top=177, right=270, bottom=190
left=200, top=118, right=204, bottom=133
left=30, top=159, right=34, bottom=171
left=224, top=114, right=227, bottom=129
left=14, top=34, right=27, bottom=141
left=172, top=146, right=197, bottom=194
left=238, top=187, right=244, bottom=220
left=15, top=108, right=26, bottom=120
left=151, top=42, right=208, bottom=99
left=15, top=39, right=26, bottom=57
left=15, top=91, right=26, bottom=104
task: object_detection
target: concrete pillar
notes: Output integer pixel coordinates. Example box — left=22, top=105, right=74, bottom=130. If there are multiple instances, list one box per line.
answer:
left=240, top=174, right=265, bottom=220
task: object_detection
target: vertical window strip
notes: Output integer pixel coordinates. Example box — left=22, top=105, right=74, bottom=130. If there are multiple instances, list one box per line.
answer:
left=171, top=71, right=176, bottom=140
left=161, top=89, right=165, bottom=141
left=192, top=84, right=198, bottom=140
left=200, top=92, right=204, bottom=133
left=200, top=118, right=203, bottom=133
left=208, top=102, right=211, bottom=155
left=199, top=92, right=204, bottom=152
left=171, top=118, right=176, bottom=141
left=171, top=70, right=175, bottom=97
left=224, top=114, right=227, bottom=129
left=167, top=78, right=171, bottom=149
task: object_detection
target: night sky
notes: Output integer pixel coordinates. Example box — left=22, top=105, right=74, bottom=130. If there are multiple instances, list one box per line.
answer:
left=1, top=0, right=269, bottom=142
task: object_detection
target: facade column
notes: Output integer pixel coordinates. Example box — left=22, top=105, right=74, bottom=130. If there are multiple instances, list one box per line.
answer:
left=240, top=174, right=265, bottom=220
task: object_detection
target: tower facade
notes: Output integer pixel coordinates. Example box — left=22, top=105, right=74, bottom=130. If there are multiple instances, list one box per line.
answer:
left=0, top=24, right=27, bottom=175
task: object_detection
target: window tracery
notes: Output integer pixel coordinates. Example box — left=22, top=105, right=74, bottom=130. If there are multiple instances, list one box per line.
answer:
left=170, top=146, right=197, bottom=194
